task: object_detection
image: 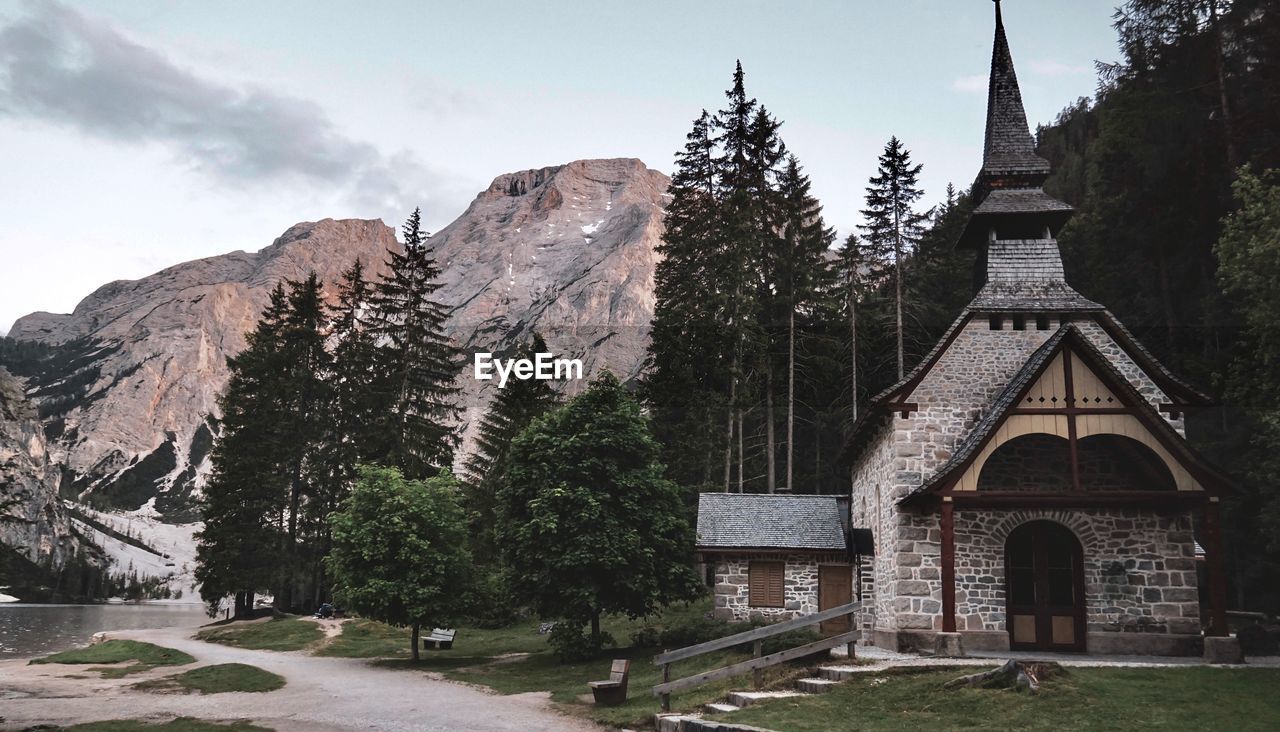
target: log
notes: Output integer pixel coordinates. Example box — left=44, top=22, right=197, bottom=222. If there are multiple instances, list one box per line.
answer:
left=943, top=660, right=1066, bottom=694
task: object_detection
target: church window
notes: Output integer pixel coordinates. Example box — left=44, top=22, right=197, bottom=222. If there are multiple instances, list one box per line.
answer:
left=1012, top=315, right=1026, bottom=331
left=1036, top=314, right=1051, bottom=330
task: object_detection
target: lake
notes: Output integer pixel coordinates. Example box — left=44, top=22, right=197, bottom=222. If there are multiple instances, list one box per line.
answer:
left=0, top=603, right=211, bottom=658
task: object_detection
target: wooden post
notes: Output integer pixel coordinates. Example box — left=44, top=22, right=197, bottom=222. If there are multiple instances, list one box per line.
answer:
left=1205, top=499, right=1228, bottom=637
left=941, top=498, right=957, bottom=633
left=661, top=662, right=671, bottom=712
left=752, top=639, right=763, bottom=690
left=847, top=607, right=857, bottom=659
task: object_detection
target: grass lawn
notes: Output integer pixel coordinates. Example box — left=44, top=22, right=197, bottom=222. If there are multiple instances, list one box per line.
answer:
left=706, top=666, right=1280, bottom=731
left=31, top=640, right=195, bottom=678
left=195, top=616, right=324, bottom=652
left=63, top=718, right=271, bottom=732
left=135, top=663, right=286, bottom=694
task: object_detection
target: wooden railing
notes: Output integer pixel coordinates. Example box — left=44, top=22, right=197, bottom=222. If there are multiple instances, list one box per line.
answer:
left=652, top=601, right=860, bottom=711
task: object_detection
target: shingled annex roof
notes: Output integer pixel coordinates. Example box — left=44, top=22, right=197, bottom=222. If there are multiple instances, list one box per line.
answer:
left=980, top=0, right=1051, bottom=180
left=898, top=324, right=1232, bottom=507
left=696, top=493, right=847, bottom=551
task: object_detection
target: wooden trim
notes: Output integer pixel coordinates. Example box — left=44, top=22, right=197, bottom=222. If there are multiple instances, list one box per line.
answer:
left=1010, top=407, right=1132, bottom=415
left=1093, top=313, right=1212, bottom=406
left=1063, top=349, right=1082, bottom=493
left=696, top=547, right=847, bottom=556
left=1205, top=501, right=1228, bottom=636
left=944, top=490, right=1207, bottom=509
left=941, top=500, right=956, bottom=633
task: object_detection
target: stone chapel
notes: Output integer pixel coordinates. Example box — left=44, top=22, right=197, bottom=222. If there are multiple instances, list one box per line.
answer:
left=697, top=1, right=1234, bottom=659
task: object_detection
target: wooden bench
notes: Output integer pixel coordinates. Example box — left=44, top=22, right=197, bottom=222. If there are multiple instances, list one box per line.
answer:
left=588, top=659, right=630, bottom=706
left=422, top=628, right=456, bottom=650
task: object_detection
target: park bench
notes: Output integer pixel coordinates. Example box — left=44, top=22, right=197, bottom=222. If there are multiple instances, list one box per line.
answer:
left=422, top=628, right=456, bottom=650
left=588, top=659, right=630, bottom=706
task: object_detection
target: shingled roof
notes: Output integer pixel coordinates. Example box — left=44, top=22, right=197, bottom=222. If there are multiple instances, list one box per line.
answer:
left=980, top=0, right=1051, bottom=180
left=970, top=238, right=1103, bottom=311
left=696, top=494, right=847, bottom=551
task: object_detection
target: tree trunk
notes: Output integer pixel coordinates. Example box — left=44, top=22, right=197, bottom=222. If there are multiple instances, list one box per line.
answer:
left=724, top=377, right=735, bottom=493
left=786, top=308, right=795, bottom=493
left=765, top=363, right=776, bottom=493
left=893, top=208, right=904, bottom=381
left=591, top=609, right=602, bottom=651
left=849, top=269, right=858, bottom=423
left=411, top=622, right=421, bottom=662
left=736, top=409, right=745, bottom=493
left=1209, top=0, right=1239, bottom=169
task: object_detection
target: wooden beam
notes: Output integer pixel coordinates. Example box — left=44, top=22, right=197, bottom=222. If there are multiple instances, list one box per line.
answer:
left=653, top=600, right=860, bottom=665
left=1010, top=407, right=1132, bottom=415
left=1063, top=349, right=1082, bottom=493
left=941, top=499, right=956, bottom=633
left=944, top=491, right=1207, bottom=509
left=1205, top=499, right=1229, bottom=637
left=652, top=630, right=862, bottom=696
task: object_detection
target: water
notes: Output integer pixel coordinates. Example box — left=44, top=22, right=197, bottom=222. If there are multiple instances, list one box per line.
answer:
left=0, top=603, right=211, bottom=658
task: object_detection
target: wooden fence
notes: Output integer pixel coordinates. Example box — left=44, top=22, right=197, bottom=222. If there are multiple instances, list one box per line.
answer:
left=651, top=601, right=860, bottom=711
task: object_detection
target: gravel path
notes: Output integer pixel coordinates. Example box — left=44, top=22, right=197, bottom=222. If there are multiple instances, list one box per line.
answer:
left=0, top=624, right=603, bottom=731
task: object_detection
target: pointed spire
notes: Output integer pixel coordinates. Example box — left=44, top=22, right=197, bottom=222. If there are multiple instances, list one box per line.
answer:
left=981, top=0, right=1050, bottom=178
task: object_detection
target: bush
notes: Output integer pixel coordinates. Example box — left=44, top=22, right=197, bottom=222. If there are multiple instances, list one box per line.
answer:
left=630, top=625, right=661, bottom=648
left=465, top=570, right=524, bottom=629
left=549, top=621, right=614, bottom=662
left=658, top=615, right=736, bottom=649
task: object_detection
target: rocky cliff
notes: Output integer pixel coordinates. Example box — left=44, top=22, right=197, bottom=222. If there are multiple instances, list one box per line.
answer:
left=0, top=367, right=99, bottom=596
left=6, top=158, right=668, bottom=522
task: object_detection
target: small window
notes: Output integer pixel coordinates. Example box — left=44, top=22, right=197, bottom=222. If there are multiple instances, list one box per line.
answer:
left=989, top=314, right=1004, bottom=331
left=1036, top=314, right=1051, bottom=331
left=1012, top=315, right=1026, bottom=331
left=748, top=561, right=785, bottom=608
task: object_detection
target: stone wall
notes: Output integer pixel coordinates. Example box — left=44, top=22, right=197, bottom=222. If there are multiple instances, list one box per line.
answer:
left=952, top=509, right=1201, bottom=635
left=711, top=553, right=850, bottom=622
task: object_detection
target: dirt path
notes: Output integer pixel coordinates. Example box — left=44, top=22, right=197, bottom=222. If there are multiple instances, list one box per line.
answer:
left=0, top=624, right=603, bottom=732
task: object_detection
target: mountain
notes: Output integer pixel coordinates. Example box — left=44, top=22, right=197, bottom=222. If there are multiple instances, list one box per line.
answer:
left=0, top=366, right=103, bottom=599
left=4, top=158, right=668, bottom=531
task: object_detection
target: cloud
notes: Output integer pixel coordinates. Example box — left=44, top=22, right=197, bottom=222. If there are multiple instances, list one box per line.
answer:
left=951, top=74, right=987, bottom=94
left=1028, top=59, right=1091, bottom=76
left=0, top=1, right=451, bottom=216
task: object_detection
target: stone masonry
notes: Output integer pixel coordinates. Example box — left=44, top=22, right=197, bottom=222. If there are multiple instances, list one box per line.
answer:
left=712, top=553, right=849, bottom=622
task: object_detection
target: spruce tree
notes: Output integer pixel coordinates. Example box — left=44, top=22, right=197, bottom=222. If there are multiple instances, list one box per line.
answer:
left=462, top=333, right=559, bottom=563
left=859, top=136, right=927, bottom=381
left=368, top=208, right=462, bottom=479
left=195, top=285, right=291, bottom=617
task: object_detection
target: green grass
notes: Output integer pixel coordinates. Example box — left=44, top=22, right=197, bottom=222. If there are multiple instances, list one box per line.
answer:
left=705, top=666, right=1280, bottom=731
left=31, top=640, right=195, bottom=677
left=63, top=718, right=272, bottom=732
left=135, top=663, right=286, bottom=694
left=195, top=616, right=324, bottom=652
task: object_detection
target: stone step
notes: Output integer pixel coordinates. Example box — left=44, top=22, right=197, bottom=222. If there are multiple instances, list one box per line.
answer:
left=704, top=702, right=742, bottom=714
left=818, top=665, right=862, bottom=681
left=795, top=677, right=840, bottom=694
left=655, top=713, right=700, bottom=732
left=725, top=690, right=806, bottom=707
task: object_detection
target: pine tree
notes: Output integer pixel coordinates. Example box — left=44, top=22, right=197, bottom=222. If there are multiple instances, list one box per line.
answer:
left=462, top=333, right=559, bottom=563
left=859, top=136, right=927, bottom=381
left=367, top=208, right=462, bottom=479
left=195, top=285, right=291, bottom=617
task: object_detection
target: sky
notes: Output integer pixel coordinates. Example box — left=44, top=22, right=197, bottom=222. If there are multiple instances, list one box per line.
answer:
left=0, top=0, right=1122, bottom=334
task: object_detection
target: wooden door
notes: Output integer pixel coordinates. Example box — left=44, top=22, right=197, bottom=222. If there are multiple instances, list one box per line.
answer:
left=818, top=564, right=853, bottom=634
left=1005, top=521, right=1086, bottom=652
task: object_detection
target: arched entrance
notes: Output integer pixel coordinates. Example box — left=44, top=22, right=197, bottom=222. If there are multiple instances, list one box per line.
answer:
left=1005, top=520, right=1086, bottom=652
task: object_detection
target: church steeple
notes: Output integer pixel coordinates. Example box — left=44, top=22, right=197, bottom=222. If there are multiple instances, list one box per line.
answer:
left=957, top=1, right=1100, bottom=312
left=981, top=0, right=1051, bottom=182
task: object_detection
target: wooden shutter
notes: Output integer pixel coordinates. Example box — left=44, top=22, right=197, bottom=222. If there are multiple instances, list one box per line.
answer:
left=749, top=561, right=785, bottom=608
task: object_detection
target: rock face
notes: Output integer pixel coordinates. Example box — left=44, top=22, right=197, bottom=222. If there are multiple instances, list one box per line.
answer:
left=6, top=158, right=668, bottom=521
left=8, top=219, right=399, bottom=520
left=0, top=367, right=87, bottom=574
left=432, top=158, right=668, bottom=453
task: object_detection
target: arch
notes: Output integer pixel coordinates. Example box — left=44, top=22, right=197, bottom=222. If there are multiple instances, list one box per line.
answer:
left=1004, top=520, right=1086, bottom=651
left=977, top=433, right=1072, bottom=492
left=1077, top=434, right=1176, bottom=491
left=988, top=510, right=1099, bottom=550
